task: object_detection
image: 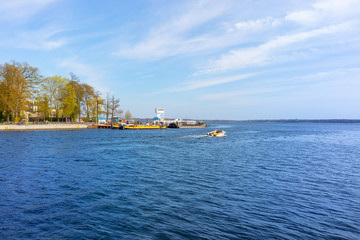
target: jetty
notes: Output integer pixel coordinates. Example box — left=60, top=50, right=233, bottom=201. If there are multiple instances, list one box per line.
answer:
left=87, top=124, right=112, bottom=129
left=0, top=108, right=210, bottom=131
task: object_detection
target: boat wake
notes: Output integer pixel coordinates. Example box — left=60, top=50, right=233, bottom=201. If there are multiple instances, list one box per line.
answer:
left=179, top=135, right=208, bottom=139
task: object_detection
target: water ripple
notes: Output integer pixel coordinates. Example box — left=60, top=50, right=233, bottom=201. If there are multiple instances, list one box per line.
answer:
left=1, top=123, right=360, bottom=239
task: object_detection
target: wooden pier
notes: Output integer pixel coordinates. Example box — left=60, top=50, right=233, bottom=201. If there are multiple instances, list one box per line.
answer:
left=87, top=124, right=112, bottom=129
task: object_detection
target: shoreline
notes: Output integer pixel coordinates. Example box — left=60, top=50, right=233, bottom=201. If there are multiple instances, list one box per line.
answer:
left=1, top=119, right=359, bottom=131
left=0, top=123, right=89, bottom=131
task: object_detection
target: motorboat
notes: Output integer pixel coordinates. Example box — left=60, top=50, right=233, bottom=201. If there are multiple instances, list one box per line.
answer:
left=206, top=129, right=226, bottom=137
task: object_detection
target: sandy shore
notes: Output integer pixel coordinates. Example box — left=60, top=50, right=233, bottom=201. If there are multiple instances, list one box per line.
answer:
left=0, top=123, right=89, bottom=131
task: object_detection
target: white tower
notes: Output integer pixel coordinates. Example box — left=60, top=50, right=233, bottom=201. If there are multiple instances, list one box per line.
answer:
left=155, top=108, right=165, bottom=122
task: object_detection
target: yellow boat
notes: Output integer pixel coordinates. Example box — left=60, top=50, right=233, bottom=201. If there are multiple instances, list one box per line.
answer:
left=124, top=125, right=166, bottom=130
left=206, top=129, right=226, bottom=137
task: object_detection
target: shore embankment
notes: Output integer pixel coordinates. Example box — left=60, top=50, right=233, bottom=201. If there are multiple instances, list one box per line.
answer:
left=0, top=123, right=89, bottom=131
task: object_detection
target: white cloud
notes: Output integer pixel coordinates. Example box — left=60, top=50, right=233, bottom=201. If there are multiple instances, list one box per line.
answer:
left=20, top=28, right=68, bottom=50
left=114, top=1, right=235, bottom=60
left=199, top=67, right=360, bottom=101
left=285, top=0, right=360, bottom=26
left=0, top=0, right=58, bottom=22
left=0, top=27, right=69, bottom=51
left=199, top=87, right=286, bottom=101
left=115, top=0, right=360, bottom=65
left=165, top=73, right=255, bottom=92
left=201, top=22, right=353, bottom=73
left=0, top=0, right=67, bottom=51
left=235, top=17, right=281, bottom=31
left=196, top=0, right=360, bottom=75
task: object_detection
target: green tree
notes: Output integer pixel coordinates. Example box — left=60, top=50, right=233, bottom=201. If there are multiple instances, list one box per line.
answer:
left=41, top=75, right=67, bottom=121
left=36, top=95, right=51, bottom=121
left=68, top=73, right=84, bottom=121
left=61, top=83, right=76, bottom=122
left=82, top=83, right=95, bottom=121
left=0, top=61, right=42, bottom=122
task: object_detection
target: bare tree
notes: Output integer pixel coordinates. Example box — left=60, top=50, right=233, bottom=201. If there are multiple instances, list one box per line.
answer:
left=92, top=91, right=104, bottom=124
left=125, top=110, right=132, bottom=120
left=105, top=92, right=110, bottom=123
left=109, top=95, right=121, bottom=124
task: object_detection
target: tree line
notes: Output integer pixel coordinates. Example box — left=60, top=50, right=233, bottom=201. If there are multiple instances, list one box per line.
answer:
left=0, top=61, right=127, bottom=123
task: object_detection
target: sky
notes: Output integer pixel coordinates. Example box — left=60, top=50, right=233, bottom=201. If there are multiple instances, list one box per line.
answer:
left=0, top=0, right=359, bottom=120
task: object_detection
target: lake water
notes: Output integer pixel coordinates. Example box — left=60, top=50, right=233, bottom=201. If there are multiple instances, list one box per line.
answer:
left=1, top=122, right=360, bottom=239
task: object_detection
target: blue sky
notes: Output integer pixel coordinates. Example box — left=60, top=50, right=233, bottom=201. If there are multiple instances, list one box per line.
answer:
left=1, top=0, right=359, bottom=120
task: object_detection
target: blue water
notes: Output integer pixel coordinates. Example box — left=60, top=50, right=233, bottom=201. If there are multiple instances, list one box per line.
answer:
left=1, top=122, right=360, bottom=239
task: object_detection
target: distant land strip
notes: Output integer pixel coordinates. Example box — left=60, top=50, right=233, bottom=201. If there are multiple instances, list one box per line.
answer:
left=205, top=119, right=360, bottom=123
left=130, top=118, right=360, bottom=123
